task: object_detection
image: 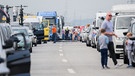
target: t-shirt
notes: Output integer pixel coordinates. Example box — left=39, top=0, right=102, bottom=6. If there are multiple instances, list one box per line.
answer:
left=99, top=34, right=109, bottom=49
left=101, top=20, right=113, bottom=42
left=52, top=27, right=57, bottom=33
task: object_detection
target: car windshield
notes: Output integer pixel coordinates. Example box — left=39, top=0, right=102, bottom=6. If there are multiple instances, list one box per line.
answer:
left=31, top=22, right=44, bottom=30
left=116, top=17, right=135, bottom=29
left=13, top=29, right=29, bottom=36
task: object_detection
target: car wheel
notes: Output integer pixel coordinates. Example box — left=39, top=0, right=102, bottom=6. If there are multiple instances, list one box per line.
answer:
left=29, top=47, right=32, bottom=53
left=37, top=40, right=42, bottom=44
left=34, top=43, right=37, bottom=46
left=86, top=40, right=90, bottom=46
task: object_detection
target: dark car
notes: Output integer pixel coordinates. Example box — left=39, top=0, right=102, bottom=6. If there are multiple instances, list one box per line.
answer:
left=7, top=33, right=31, bottom=76
left=123, top=19, right=135, bottom=67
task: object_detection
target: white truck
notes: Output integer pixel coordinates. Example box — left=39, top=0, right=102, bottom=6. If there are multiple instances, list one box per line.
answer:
left=111, top=4, right=135, bottom=58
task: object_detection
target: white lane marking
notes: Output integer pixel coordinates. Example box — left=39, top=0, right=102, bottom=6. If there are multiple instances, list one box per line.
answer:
left=62, top=59, right=68, bottom=63
left=59, top=50, right=63, bottom=52
left=59, top=47, right=62, bottom=49
left=67, top=69, right=76, bottom=74
left=59, top=53, right=64, bottom=56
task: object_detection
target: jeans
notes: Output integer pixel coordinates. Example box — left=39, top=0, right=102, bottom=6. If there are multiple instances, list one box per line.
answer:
left=127, top=50, right=132, bottom=66
left=100, top=49, right=108, bottom=67
left=52, top=33, right=57, bottom=43
left=108, top=42, right=117, bottom=65
left=62, top=34, right=65, bottom=40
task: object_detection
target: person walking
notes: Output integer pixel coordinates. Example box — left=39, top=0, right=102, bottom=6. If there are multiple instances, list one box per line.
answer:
left=99, top=29, right=110, bottom=69
left=52, top=25, right=57, bottom=43
left=65, top=27, right=69, bottom=40
left=125, top=32, right=133, bottom=68
left=62, top=29, right=65, bottom=40
left=101, top=12, right=120, bottom=68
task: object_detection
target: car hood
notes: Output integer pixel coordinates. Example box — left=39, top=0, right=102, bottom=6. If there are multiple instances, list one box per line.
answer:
left=115, top=29, right=128, bottom=37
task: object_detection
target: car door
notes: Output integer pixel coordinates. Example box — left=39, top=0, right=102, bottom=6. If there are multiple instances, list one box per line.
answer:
left=7, top=33, right=31, bottom=75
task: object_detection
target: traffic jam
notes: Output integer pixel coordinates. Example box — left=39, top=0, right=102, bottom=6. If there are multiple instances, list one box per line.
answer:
left=0, top=1, right=135, bottom=76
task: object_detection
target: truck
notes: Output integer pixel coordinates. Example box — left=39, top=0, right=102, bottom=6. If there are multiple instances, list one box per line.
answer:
left=111, top=4, right=135, bottom=58
left=23, top=16, right=44, bottom=44
left=37, top=11, right=58, bottom=40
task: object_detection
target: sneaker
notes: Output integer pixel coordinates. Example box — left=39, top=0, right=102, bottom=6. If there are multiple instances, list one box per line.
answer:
left=102, top=66, right=105, bottom=69
left=115, top=64, right=122, bottom=68
left=105, top=66, right=110, bottom=69
left=127, top=65, right=133, bottom=68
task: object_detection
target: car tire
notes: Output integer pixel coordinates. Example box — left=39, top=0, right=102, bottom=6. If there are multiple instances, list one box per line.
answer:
left=29, top=47, right=32, bottom=53
left=37, top=40, right=42, bottom=44
left=86, top=40, right=90, bottom=46
left=34, top=43, right=37, bottom=46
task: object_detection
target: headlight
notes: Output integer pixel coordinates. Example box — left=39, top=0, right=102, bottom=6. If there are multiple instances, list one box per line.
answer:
left=116, top=37, right=124, bottom=41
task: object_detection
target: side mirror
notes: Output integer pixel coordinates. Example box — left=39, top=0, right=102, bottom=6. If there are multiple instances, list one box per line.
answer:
left=123, top=32, right=128, bottom=36
left=93, top=27, right=99, bottom=29
left=0, top=57, right=4, bottom=63
left=129, top=37, right=135, bottom=40
left=29, top=33, right=33, bottom=36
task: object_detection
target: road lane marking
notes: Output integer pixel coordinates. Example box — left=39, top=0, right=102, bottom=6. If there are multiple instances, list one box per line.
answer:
left=59, top=47, right=62, bottom=49
left=67, top=69, right=76, bottom=74
left=62, top=59, right=68, bottom=63
left=59, top=53, right=64, bottom=56
left=59, top=50, right=63, bottom=52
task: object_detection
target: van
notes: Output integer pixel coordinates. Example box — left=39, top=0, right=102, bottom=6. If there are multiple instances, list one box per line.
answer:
left=113, top=15, right=135, bottom=58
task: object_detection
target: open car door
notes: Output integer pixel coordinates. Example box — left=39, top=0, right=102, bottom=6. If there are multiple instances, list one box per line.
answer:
left=7, top=33, right=31, bottom=76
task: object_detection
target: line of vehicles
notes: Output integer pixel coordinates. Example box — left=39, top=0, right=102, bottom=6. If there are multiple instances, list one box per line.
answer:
left=0, top=5, right=65, bottom=75
left=80, top=4, right=135, bottom=67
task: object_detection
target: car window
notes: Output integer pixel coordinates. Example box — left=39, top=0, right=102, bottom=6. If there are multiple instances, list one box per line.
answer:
left=116, top=17, right=135, bottom=29
left=13, top=29, right=29, bottom=36
left=132, top=23, right=135, bottom=35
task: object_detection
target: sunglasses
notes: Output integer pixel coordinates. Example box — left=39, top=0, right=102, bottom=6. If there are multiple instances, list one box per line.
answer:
left=108, top=15, right=112, bottom=17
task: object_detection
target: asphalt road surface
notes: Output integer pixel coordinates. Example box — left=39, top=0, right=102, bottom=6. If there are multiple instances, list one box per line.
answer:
left=31, top=41, right=135, bottom=76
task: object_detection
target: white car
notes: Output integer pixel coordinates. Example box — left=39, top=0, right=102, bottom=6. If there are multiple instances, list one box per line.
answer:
left=28, top=30, right=37, bottom=46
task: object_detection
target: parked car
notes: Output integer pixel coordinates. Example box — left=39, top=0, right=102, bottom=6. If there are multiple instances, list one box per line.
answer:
left=28, top=30, right=37, bottom=46
left=0, top=23, right=12, bottom=75
left=7, top=33, right=31, bottom=76
left=112, top=15, right=135, bottom=58
left=0, top=8, right=31, bottom=76
left=11, top=22, right=38, bottom=47
left=86, top=25, right=94, bottom=46
left=11, top=26, right=33, bottom=53
left=81, top=27, right=88, bottom=42
left=123, top=19, right=135, bottom=66
left=90, top=27, right=99, bottom=48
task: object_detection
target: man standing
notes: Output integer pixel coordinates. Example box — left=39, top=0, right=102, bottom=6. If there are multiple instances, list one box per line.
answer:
left=65, top=27, right=69, bottom=40
left=101, top=12, right=120, bottom=68
left=52, top=25, right=57, bottom=43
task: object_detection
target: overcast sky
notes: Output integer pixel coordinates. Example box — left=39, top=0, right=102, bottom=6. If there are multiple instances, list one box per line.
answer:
left=1, top=0, right=128, bottom=24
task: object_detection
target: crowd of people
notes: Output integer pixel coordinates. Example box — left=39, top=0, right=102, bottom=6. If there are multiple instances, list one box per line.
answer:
left=62, top=26, right=81, bottom=41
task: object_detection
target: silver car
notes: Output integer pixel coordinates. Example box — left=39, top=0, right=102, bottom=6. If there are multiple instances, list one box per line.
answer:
left=11, top=26, right=33, bottom=53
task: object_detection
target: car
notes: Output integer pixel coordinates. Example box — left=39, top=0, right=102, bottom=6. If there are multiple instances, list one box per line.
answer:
left=90, top=27, right=99, bottom=48
left=28, top=30, right=37, bottom=46
left=81, top=26, right=91, bottom=42
left=11, top=26, right=33, bottom=53
left=113, top=15, right=135, bottom=58
left=86, top=25, right=94, bottom=46
left=11, top=22, right=38, bottom=47
left=7, top=33, right=31, bottom=76
left=0, top=8, right=31, bottom=76
left=123, top=19, right=135, bottom=67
